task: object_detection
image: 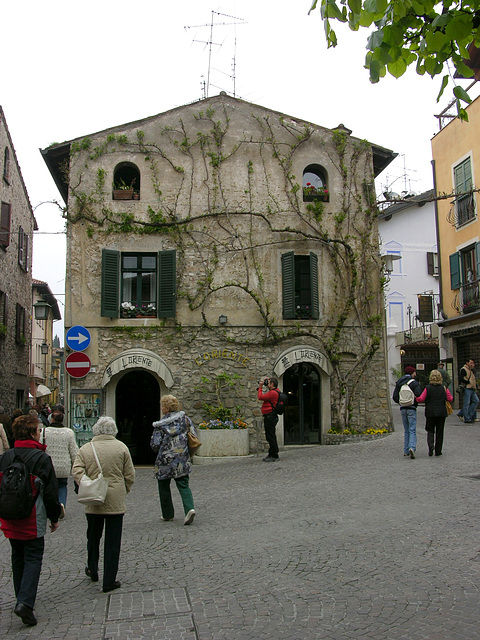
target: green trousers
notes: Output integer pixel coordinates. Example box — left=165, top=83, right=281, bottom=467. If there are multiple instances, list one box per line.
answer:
left=157, top=476, right=194, bottom=519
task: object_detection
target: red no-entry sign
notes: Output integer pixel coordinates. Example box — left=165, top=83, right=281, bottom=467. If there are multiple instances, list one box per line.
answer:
left=65, top=352, right=91, bottom=378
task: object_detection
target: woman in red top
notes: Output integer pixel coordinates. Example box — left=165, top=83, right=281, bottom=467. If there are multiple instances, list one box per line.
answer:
left=258, top=376, right=280, bottom=461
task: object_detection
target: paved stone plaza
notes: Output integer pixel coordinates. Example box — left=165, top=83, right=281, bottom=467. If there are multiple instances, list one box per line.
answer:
left=1, top=409, right=480, bottom=639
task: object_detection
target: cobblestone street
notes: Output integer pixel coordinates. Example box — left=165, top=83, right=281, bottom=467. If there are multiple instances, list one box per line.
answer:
left=1, top=409, right=480, bottom=639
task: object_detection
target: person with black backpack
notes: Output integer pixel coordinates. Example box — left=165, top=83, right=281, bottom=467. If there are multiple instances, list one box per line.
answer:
left=258, top=376, right=285, bottom=462
left=0, top=414, right=62, bottom=626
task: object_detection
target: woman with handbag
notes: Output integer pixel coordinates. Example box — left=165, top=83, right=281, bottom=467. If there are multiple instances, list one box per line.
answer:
left=416, top=369, right=454, bottom=457
left=150, top=395, right=197, bottom=525
left=72, top=416, right=135, bottom=593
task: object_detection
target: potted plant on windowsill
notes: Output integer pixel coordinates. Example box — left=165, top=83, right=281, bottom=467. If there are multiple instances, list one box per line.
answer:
left=113, top=178, right=135, bottom=200
left=121, top=302, right=157, bottom=318
left=303, top=183, right=329, bottom=202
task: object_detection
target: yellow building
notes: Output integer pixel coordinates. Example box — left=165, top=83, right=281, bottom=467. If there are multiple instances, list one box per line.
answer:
left=432, top=94, right=480, bottom=387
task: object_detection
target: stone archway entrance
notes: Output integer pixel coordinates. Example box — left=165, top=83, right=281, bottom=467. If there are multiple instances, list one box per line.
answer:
left=273, top=345, right=332, bottom=445
left=115, top=370, right=159, bottom=465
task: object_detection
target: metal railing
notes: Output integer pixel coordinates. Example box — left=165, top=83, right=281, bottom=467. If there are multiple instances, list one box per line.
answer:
left=452, top=280, right=480, bottom=314
left=447, top=192, right=476, bottom=227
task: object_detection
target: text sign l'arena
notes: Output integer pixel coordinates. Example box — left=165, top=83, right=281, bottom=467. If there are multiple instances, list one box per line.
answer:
left=65, top=352, right=91, bottom=379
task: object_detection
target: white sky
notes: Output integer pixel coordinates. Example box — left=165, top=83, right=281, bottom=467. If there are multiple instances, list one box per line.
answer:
left=1, top=0, right=465, bottom=344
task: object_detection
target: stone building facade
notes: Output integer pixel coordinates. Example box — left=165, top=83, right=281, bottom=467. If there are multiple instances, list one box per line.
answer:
left=0, top=106, right=37, bottom=412
left=42, top=94, right=395, bottom=462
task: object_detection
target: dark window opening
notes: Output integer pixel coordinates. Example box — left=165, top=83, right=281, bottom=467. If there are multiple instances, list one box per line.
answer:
left=1, top=201, right=11, bottom=248
left=3, top=148, right=10, bottom=183
left=121, top=254, right=157, bottom=316
left=18, top=226, right=29, bottom=271
left=101, top=249, right=176, bottom=319
left=113, top=162, right=140, bottom=200
left=282, top=251, right=319, bottom=320
left=15, top=304, right=26, bottom=345
left=303, top=164, right=329, bottom=202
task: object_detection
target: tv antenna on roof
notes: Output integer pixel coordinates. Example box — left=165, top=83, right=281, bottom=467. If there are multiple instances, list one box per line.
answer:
left=185, top=10, right=246, bottom=98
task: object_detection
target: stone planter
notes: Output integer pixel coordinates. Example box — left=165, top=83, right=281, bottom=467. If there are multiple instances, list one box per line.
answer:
left=195, top=429, right=250, bottom=457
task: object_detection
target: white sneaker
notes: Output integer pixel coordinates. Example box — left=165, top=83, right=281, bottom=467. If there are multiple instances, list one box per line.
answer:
left=184, top=509, right=196, bottom=525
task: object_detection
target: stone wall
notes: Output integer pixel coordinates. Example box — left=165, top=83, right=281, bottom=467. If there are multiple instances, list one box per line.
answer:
left=0, top=109, right=35, bottom=412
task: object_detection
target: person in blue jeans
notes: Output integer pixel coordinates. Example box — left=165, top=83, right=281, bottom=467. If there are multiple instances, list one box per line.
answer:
left=393, top=366, right=423, bottom=459
left=0, top=415, right=62, bottom=626
left=459, top=359, right=479, bottom=423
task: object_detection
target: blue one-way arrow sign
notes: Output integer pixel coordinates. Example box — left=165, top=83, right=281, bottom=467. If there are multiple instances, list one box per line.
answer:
left=66, top=326, right=91, bottom=352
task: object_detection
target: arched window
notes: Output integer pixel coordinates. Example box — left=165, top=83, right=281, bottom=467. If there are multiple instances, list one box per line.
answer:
left=112, top=162, right=140, bottom=200
left=303, top=164, right=328, bottom=202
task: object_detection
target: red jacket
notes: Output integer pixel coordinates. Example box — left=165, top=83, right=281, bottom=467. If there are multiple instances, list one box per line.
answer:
left=0, top=439, right=61, bottom=540
left=258, top=385, right=280, bottom=415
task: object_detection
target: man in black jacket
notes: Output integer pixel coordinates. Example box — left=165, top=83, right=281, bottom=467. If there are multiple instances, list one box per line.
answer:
left=0, top=414, right=62, bottom=626
left=393, top=366, right=422, bottom=459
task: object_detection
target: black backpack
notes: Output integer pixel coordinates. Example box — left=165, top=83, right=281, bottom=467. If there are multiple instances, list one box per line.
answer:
left=273, top=389, right=288, bottom=415
left=0, top=451, right=42, bottom=520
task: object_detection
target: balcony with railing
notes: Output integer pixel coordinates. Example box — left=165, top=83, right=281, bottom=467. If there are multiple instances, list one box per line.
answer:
left=447, top=192, right=476, bottom=227
left=452, top=280, right=480, bottom=314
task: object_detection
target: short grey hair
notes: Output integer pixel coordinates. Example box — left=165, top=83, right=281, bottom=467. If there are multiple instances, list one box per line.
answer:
left=93, top=416, right=118, bottom=436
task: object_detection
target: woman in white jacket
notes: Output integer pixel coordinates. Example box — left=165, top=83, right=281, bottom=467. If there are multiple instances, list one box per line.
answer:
left=44, top=411, right=79, bottom=507
left=72, top=416, right=135, bottom=593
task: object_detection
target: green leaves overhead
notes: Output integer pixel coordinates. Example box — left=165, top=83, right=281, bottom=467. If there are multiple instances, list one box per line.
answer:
left=310, top=0, right=480, bottom=119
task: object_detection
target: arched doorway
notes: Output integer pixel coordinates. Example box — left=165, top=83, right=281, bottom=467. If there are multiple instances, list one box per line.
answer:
left=115, top=370, right=160, bottom=464
left=283, top=363, right=321, bottom=444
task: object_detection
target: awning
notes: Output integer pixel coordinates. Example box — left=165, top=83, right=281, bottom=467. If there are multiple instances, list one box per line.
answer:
left=36, top=384, right=51, bottom=397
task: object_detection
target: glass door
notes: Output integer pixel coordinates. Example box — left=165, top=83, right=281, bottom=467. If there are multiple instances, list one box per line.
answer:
left=283, top=363, right=321, bottom=444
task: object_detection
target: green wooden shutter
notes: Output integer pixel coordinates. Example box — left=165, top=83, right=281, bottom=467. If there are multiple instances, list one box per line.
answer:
left=309, top=252, right=319, bottom=320
left=282, top=252, right=295, bottom=319
left=449, top=252, right=461, bottom=290
left=158, top=250, right=176, bottom=318
left=475, top=243, right=480, bottom=281
left=454, top=158, right=472, bottom=194
left=101, top=249, right=120, bottom=318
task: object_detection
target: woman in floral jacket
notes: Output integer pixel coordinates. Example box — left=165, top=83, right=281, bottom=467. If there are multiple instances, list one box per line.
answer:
left=150, top=395, right=197, bottom=525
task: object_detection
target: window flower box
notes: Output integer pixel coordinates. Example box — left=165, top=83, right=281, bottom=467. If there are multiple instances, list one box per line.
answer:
left=121, top=302, right=157, bottom=318
left=113, top=189, right=134, bottom=200
left=303, top=183, right=329, bottom=202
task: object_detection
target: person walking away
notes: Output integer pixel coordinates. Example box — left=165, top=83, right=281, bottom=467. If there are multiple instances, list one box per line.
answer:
left=150, top=395, right=197, bottom=525
left=0, top=405, right=13, bottom=447
left=459, top=359, right=479, bottom=423
left=258, top=376, right=281, bottom=462
left=416, top=369, right=453, bottom=456
left=0, top=420, right=9, bottom=454
left=0, top=414, right=62, bottom=626
left=72, top=416, right=135, bottom=593
left=393, top=366, right=422, bottom=459
left=48, top=404, right=65, bottom=425
left=44, top=410, right=79, bottom=508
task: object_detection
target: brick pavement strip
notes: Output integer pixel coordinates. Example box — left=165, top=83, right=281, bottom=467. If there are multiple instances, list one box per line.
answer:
left=1, top=408, right=480, bottom=639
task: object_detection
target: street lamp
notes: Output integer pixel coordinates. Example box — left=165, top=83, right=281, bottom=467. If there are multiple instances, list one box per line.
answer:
left=382, top=254, right=402, bottom=274
left=34, top=301, right=51, bottom=320
left=41, top=342, right=49, bottom=355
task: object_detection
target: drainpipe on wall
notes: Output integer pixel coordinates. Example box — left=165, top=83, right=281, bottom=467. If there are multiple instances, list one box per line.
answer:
left=431, top=159, right=446, bottom=360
